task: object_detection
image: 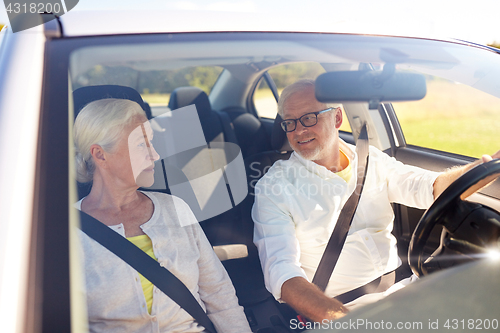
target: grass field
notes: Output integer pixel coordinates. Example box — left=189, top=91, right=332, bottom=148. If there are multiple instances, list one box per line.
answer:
left=393, top=80, right=500, bottom=158
left=144, top=80, right=499, bottom=159
left=254, top=81, right=499, bottom=159
left=141, top=93, right=171, bottom=105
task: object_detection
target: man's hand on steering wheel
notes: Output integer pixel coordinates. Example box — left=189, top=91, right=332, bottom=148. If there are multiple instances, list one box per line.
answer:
left=409, top=156, right=500, bottom=277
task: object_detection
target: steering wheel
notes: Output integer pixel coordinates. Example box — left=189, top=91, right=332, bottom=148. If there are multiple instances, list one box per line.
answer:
left=409, top=159, right=500, bottom=277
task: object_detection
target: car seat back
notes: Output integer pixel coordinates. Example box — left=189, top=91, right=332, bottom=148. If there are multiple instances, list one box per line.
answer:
left=73, top=84, right=152, bottom=119
left=168, top=87, right=238, bottom=145
left=245, top=113, right=292, bottom=192
left=221, top=106, right=272, bottom=158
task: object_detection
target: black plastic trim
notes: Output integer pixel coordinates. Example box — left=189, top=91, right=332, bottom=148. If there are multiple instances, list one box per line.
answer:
left=396, top=145, right=500, bottom=199
left=382, top=103, right=406, bottom=147
left=247, top=74, right=267, bottom=119
left=263, top=72, right=279, bottom=103
left=378, top=103, right=398, bottom=156
left=30, top=37, right=72, bottom=333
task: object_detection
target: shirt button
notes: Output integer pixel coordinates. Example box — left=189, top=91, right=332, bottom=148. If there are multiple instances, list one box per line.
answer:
left=152, top=317, right=157, bottom=322
left=160, top=262, right=166, bottom=267
left=365, top=237, right=369, bottom=240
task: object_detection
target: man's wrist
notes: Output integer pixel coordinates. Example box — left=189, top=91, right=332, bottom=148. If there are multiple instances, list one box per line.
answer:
left=325, top=305, right=348, bottom=320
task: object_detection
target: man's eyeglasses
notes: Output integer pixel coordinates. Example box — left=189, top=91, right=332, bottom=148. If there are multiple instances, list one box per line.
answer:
left=280, top=107, right=334, bottom=133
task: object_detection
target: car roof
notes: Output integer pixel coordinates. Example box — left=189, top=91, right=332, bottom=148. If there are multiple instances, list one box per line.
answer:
left=59, top=10, right=325, bottom=36
left=59, top=9, right=458, bottom=43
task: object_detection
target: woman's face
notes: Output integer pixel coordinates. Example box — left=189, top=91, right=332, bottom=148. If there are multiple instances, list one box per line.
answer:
left=105, top=116, right=160, bottom=188
left=128, top=118, right=160, bottom=187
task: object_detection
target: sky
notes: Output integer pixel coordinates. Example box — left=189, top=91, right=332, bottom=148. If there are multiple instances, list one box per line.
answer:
left=1, top=0, right=499, bottom=45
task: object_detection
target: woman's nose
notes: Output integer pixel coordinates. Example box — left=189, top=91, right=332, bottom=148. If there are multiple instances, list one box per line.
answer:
left=149, top=144, right=160, bottom=161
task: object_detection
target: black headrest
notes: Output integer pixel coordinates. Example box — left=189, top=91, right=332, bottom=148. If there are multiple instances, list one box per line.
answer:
left=271, top=113, right=291, bottom=151
left=73, top=85, right=151, bottom=119
left=168, top=87, right=212, bottom=119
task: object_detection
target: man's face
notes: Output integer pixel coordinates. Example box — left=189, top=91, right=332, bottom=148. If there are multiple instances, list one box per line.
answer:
left=282, top=87, right=341, bottom=168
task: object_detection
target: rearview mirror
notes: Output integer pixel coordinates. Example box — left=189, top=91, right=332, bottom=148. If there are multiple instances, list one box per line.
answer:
left=315, top=68, right=427, bottom=109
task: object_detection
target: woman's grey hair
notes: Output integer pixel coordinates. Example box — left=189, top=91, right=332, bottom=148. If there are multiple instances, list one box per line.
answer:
left=74, top=98, right=147, bottom=183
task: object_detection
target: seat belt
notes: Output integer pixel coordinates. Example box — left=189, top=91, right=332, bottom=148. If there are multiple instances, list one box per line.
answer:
left=312, top=123, right=369, bottom=292
left=334, top=270, right=395, bottom=304
left=78, top=210, right=217, bottom=333
left=333, top=263, right=413, bottom=304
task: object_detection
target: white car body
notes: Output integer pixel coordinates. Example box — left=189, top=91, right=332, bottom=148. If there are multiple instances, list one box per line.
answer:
left=1, top=10, right=499, bottom=333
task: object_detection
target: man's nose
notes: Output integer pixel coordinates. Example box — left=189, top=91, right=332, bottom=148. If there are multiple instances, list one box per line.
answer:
left=294, top=120, right=308, bottom=134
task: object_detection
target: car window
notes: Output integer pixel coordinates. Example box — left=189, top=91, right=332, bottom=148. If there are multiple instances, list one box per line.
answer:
left=253, top=77, right=278, bottom=119
left=253, top=62, right=324, bottom=119
left=392, top=75, right=500, bottom=158
left=253, top=62, right=351, bottom=133
left=74, top=65, right=223, bottom=117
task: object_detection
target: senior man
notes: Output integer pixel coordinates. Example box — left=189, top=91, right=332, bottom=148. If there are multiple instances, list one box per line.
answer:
left=251, top=79, right=500, bottom=322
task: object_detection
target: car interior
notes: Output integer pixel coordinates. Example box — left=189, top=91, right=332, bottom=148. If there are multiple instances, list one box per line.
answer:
left=31, top=32, right=500, bottom=332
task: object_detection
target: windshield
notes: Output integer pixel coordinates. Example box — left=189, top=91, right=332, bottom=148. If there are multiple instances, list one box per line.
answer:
left=67, top=33, right=500, bottom=331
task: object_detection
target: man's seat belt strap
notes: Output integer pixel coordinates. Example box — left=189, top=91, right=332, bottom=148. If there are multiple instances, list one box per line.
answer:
left=333, top=264, right=413, bottom=304
left=312, top=123, right=369, bottom=292
left=78, top=210, right=217, bottom=333
left=334, top=270, right=395, bottom=304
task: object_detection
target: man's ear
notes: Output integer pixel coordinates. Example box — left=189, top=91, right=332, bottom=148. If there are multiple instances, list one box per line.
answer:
left=335, top=107, right=343, bottom=129
left=89, top=144, right=106, bottom=167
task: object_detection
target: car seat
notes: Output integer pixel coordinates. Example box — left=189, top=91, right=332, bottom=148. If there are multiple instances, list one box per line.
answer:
left=168, top=86, right=238, bottom=146
left=220, top=106, right=272, bottom=158
left=244, top=113, right=292, bottom=188
left=168, top=87, right=295, bottom=332
left=236, top=114, right=297, bottom=332
left=73, top=84, right=153, bottom=120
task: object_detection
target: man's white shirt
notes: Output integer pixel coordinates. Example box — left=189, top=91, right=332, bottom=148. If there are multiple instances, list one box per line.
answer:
left=252, top=140, right=440, bottom=309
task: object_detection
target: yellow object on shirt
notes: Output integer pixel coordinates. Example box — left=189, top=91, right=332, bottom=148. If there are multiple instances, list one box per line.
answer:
left=127, top=234, right=157, bottom=314
left=335, top=149, right=352, bottom=183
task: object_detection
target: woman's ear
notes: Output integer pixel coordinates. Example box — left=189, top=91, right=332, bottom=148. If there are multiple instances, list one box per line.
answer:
left=90, top=144, right=106, bottom=167
left=335, top=107, right=343, bottom=129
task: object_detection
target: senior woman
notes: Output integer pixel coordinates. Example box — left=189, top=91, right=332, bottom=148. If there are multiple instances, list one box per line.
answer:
left=74, top=98, right=251, bottom=333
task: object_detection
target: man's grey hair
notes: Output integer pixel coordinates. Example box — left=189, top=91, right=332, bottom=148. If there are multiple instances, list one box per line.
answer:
left=277, top=79, right=317, bottom=117
left=277, top=78, right=342, bottom=117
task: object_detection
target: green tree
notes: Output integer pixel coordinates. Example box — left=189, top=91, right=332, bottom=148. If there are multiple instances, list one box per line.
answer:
left=73, top=65, right=224, bottom=95
left=266, top=62, right=325, bottom=89
left=184, top=66, right=223, bottom=94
